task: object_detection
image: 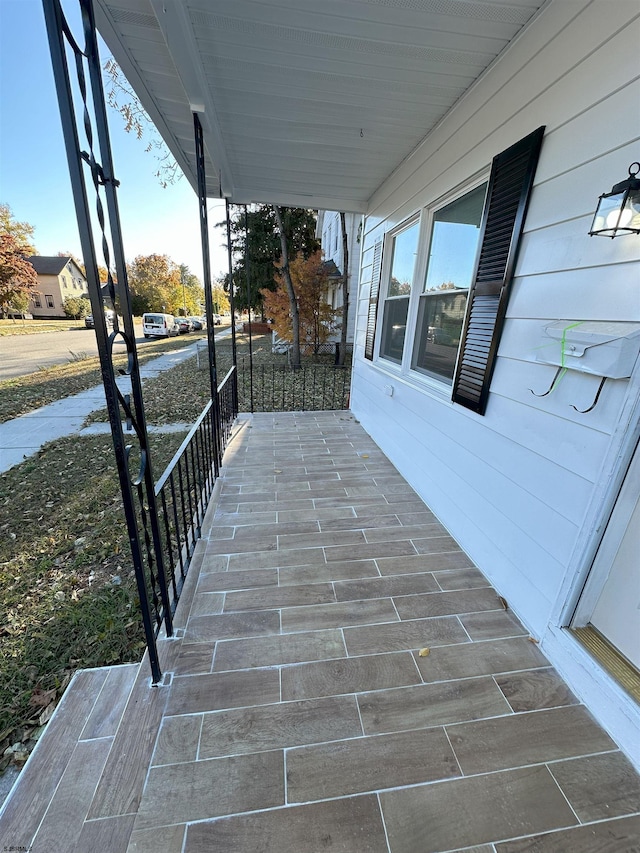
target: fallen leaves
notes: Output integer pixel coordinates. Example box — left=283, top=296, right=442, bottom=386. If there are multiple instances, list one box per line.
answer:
left=418, top=648, right=430, bottom=657
left=28, top=688, right=56, bottom=708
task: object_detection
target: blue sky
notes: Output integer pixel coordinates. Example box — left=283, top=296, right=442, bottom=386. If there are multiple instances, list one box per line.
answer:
left=0, top=0, right=228, bottom=283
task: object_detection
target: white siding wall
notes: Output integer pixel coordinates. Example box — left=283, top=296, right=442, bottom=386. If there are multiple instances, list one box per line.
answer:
left=351, top=0, right=640, bottom=641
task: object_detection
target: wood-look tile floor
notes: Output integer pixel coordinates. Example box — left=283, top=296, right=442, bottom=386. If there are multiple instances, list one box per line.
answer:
left=2, top=412, right=640, bottom=852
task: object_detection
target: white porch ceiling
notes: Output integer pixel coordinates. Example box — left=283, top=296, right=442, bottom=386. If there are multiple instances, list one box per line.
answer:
left=94, top=0, right=548, bottom=212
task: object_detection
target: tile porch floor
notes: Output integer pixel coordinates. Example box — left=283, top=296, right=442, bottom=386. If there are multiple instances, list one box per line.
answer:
left=1, top=411, right=639, bottom=852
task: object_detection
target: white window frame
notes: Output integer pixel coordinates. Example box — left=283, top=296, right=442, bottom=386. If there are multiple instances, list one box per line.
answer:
left=373, top=174, right=489, bottom=396
left=376, top=214, right=422, bottom=370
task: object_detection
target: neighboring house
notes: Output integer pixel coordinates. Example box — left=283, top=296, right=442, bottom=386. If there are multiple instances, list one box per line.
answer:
left=316, top=211, right=362, bottom=344
left=27, top=256, right=88, bottom=319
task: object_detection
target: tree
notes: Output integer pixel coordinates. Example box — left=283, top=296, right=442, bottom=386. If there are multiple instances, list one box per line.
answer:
left=262, top=250, right=339, bottom=357
left=103, top=58, right=181, bottom=188
left=222, top=204, right=319, bottom=317
left=127, top=254, right=204, bottom=316
left=211, top=281, right=230, bottom=315
left=0, top=234, right=38, bottom=317
left=128, top=253, right=180, bottom=315
left=273, top=206, right=301, bottom=367
left=338, top=212, right=350, bottom=366
left=8, top=290, right=31, bottom=322
left=63, top=295, right=90, bottom=319
left=0, top=203, right=36, bottom=255
left=177, top=264, right=205, bottom=316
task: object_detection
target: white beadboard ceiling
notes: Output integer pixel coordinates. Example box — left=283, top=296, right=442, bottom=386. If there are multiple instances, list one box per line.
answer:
left=94, top=0, right=548, bottom=211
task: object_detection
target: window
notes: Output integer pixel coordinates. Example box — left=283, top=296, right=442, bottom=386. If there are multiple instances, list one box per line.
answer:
left=33, top=294, right=42, bottom=308
left=333, top=218, right=339, bottom=253
left=45, top=294, right=55, bottom=308
left=363, top=126, right=545, bottom=414
left=379, top=220, right=419, bottom=364
left=412, top=183, right=486, bottom=382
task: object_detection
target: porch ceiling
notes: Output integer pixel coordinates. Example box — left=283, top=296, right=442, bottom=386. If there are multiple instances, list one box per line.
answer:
left=94, top=0, right=547, bottom=212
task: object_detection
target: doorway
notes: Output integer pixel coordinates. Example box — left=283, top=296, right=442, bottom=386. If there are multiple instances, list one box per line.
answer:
left=571, top=437, right=640, bottom=700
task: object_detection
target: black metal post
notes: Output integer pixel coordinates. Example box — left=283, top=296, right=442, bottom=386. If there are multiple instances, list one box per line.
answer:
left=244, top=205, right=254, bottom=412
left=193, top=113, right=221, bottom=473
left=225, top=200, right=238, bottom=414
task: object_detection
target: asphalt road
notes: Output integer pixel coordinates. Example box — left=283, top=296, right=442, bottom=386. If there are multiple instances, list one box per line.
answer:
left=0, top=324, right=148, bottom=380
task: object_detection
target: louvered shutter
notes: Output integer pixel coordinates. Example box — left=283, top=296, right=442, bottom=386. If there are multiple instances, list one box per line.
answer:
left=452, top=126, right=545, bottom=414
left=364, top=239, right=383, bottom=361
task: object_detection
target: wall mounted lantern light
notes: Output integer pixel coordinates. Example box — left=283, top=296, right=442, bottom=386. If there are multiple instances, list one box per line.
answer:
left=589, top=162, right=640, bottom=238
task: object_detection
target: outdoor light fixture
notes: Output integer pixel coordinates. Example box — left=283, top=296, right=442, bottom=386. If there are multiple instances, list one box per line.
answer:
left=589, top=162, right=640, bottom=238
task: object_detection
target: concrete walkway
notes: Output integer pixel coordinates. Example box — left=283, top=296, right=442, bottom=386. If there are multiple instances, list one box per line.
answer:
left=0, top=341, right=204, bottom=474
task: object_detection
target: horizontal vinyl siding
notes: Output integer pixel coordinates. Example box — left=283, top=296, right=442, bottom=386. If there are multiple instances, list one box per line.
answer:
left=352, top=0, right=640, bottom=636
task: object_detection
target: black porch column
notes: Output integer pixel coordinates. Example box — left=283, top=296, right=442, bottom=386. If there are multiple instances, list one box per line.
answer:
left=42, top=0, right=173, bottom=683
left=193, top=113, right=221, bottom=474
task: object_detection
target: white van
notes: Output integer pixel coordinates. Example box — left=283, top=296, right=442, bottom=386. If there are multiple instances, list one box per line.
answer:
left=142, top=313, right=178, bottom=338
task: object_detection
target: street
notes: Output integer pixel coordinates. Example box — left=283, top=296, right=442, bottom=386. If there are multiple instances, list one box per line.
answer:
left=1, top=324, right=145, bottom=380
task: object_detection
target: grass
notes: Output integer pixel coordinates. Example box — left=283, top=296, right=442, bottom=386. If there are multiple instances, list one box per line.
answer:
left=0, top=319, right=85, bottom=336
left=0, top=431, right=184, bottom=768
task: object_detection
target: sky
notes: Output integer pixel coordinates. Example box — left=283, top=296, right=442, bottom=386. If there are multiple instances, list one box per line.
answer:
left=0, top=0, right=229, bottom=285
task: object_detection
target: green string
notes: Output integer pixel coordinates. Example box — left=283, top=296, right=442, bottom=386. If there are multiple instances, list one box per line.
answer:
left=550, top=321, right=584, bottom=392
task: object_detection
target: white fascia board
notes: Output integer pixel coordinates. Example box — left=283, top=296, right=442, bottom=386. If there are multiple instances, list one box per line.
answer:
left=232, top=189, right=368, bottom=213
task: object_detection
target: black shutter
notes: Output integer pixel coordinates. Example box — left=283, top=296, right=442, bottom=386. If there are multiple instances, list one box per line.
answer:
left=452, top=126, right=545, bottom=414
left=364, top=239, right=383, bottom=361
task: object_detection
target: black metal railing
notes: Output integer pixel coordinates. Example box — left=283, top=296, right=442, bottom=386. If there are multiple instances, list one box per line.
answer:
left=237, top=362, right=351, bottom=412
left=218, top=365, right=238, bottom=445
left=152, top=367, right=238, bottom=633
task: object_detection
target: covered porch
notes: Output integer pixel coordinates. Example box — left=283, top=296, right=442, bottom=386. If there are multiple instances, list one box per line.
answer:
left=2, top=412, right=638, bottom=852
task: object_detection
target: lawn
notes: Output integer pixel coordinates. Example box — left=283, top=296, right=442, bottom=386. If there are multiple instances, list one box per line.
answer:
left=0, top=432, right=184, bottom=770
left=0, top=319, right=85, bottom=336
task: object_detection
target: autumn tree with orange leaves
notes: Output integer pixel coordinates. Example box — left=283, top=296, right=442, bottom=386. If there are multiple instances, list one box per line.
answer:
left=0, top=234, right=38, bottom=317
left=262, top=250, right=340, bottom=356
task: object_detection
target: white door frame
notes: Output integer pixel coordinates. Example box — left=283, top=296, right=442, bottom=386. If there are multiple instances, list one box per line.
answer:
left=571, top=436, right=640, bottom=639
left=541, top=359, right=640, bottom=770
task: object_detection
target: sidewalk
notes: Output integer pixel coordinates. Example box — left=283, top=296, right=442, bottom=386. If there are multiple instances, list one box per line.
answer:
left=0, top=341, right=204, bottom=474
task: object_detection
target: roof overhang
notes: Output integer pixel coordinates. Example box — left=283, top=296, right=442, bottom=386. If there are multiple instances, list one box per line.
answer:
left=94, top=0, right=548, bottom=212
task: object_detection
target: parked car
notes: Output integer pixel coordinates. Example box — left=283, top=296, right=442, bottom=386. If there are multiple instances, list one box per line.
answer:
left=142, top=312, right=179, bottom=338
left=176, top=317, right=193, bottom=334
left=213, top=314, right=222, bottom=325
left=188, top=316, right=204, bottom=330
left=85, top=310, right=114, bottom=329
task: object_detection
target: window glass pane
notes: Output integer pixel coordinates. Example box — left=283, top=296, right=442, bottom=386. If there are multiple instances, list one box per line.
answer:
left=379, top=220, right=419, bottom=363
left=388, top=221, right=419, bottom=297
left=413, top=183, right=486, bottom=381
left=380, top=297, right=409, bottom=364
left=424, top=184, right=486, bottom=292
left=413, top=290, right=468, bottom=380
